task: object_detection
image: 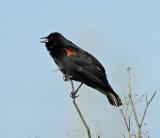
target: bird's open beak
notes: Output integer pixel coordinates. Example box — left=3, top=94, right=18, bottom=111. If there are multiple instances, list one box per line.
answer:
left=40, top=37, right=48, bottom=43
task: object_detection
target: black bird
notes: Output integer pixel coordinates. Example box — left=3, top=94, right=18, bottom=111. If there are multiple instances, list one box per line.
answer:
left=41, top=32, right=122, bottom=107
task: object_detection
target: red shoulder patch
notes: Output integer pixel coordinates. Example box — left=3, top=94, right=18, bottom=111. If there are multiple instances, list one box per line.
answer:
left=63, top=48, right=76, bottom=57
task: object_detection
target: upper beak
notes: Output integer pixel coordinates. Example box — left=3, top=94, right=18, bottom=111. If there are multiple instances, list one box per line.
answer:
left=40, top=37, right=48, bottom=43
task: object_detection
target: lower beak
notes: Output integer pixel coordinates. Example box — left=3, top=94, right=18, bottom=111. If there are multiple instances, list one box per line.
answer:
left=40, top=37, right=48, bottom=43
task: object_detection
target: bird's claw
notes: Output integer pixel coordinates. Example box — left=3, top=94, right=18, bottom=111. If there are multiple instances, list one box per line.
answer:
left=63, top=75, right=72, bottom=81
left=70, top=92, right=79, bottom=99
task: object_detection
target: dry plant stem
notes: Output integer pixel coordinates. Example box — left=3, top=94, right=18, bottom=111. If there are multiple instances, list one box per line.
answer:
left=119, top=108, right=131, bottom=138
left=127, top=67, right=156, bottom=138
left=70, top=80, right=91, bottom=138
left=127, top=67, right=141, bottom=138
left=119, top=96, right=131, bottom=138
left=127, top=68, right=140, bottom=127
left=140, top=92, right=156, bottom=126
left=72, top=100, right=91, bottom=138
left=119, top=96, right=133, bottom=137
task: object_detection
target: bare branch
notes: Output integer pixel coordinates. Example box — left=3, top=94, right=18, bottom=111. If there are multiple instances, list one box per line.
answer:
left=129, top=106, right=133, bottom=119
left=140, top=92, right=156, bottom=126
left=119, top=108, right=130, bottom=132
left=128, top=116, right=131, bottom=132
left=70, top=80, right=75, bottom=92
left=146, top=94, right=148, bottom=103
left=72, top=100, right=91, bottom=138
left=70, top=80, right=91, bottom=138
left=126, top=67, right=156, bottom=138
left=75, top=82, right=83, bottom=95
left=148, top=91, right=156, bottom=105
left=127, top=67, right=140, bottom=128
left=125, top=104, right=129, bottom=119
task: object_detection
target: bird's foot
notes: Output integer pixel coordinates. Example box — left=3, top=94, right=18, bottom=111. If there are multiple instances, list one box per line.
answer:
left=70, top=91, right=79, bottom=99
left=63, top=75, right=72, bottom=81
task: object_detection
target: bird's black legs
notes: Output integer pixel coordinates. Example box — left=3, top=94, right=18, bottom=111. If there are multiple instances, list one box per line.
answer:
left=70, top=80, right=83, bottom=99
left=63, top=74, right=72, bottom=81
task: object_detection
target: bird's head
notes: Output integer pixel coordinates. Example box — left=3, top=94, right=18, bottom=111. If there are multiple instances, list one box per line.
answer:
left=40, top=32, right=62, bottom=43
left=40, top=32, right=63, bottom=52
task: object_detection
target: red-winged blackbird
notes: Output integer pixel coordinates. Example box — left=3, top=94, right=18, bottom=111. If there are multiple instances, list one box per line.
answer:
left=41, top=32, right=122, bottom=107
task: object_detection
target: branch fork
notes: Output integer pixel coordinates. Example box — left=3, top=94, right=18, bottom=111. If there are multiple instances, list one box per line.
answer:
left=69, top=80, right=91, bottom=138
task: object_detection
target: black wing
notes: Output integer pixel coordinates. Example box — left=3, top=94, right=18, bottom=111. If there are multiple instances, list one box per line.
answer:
left=63, top=44, right=107, bottom=82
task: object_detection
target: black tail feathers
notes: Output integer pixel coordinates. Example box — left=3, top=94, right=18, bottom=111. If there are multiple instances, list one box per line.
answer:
left=106, top=91, right=122, bottom=107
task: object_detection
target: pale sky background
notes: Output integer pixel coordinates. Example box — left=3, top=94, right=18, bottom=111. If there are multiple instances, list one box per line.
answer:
left=0, top=0, right=159, bottom=138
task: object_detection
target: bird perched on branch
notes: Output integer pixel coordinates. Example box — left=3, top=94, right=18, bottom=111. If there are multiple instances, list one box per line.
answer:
left=41, top=32, right=122, bottom=107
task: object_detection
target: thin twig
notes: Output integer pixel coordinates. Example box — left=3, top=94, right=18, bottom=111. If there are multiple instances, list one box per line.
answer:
left=128, top=116, right=131, bottom=132
left=70, top=80, right=75, bottom=91
left=140, top=92, right=156, bottom=126
left=125, top=103, right=129, bottom=119
left=70, top=80, right=91, bottom=138
left=75, top=82, right=83, bottom=95
left=119, top=107, right=131, bottom=138
left=127, top=67, right=156, bottom=138
left=72, top=100, right=91, bottom=138
left=119, top=108, right=130, bottom=132
left=127, top=67, right=142, bottom=138
left=127, top=67, right=140, bottom=128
